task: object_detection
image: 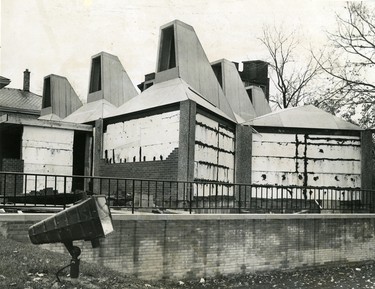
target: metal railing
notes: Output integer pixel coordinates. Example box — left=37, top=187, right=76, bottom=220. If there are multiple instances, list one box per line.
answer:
left=0, top=171, right=374, bottom=213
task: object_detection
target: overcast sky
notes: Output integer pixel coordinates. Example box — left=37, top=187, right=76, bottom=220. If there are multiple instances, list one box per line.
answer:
left=1, top=0, right=345, bottom=101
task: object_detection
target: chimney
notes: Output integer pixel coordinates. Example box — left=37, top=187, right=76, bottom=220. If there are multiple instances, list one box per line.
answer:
left=23, top=69, right=30, bottom=92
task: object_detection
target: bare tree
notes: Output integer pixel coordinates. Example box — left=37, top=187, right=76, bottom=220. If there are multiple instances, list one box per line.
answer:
left=314, top=2, right=375, bottom=128
left=259, top=26, right=322, bottom=109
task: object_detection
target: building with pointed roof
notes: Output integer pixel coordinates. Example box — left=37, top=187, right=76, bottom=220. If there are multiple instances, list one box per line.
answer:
left=1, top=20, right=372, bottom=204
left=85, top=19, right=372, bottom=200
left=0, top=70, right=92, bottom=192
left=244, top=105, right=370, bottom=190
left=64, top=51, right=138, bottom=124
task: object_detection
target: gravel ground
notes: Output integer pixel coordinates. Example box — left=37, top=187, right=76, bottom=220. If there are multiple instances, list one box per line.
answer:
left=179, top=262, right=375, bottom=289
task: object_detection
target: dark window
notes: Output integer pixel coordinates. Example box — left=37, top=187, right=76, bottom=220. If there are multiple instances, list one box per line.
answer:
left=1, top=126, right=22, bottom=159
left=158, top=26, right=176, bottom=72
left=246, top=88, right=253, bottom=104
left=89, top=56, right=102, bottom=93
left=42, top=77, right=51, bottom=108
left=72, top=131, right=86, bottom=191
left=212, top=63, right=223, bottom=88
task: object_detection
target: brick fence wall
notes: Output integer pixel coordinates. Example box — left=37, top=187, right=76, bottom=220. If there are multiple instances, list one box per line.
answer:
left=1, top=214, right=375, bottom=280
left=0, top=158, right=24, bottom=195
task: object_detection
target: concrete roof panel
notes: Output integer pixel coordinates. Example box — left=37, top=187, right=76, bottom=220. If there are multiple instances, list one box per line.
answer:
left=63, top=99, right=116, bottom=124
left=246, top=105, right=362, bottom=130
left=109, top=78, right=235, bottom=122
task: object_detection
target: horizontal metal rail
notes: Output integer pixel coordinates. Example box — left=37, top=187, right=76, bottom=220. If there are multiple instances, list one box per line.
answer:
left=0, top=171, right=374, bottom=214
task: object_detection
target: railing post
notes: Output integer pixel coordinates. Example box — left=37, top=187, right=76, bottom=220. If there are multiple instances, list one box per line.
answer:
left=63, top=176, right=67, bottom=210
left=189, top=182, right=193, bottom=214
left=132, top=179, right=135, bottom=214
left=34, top=175, right=37, bottom=207
left=108, top=179, right=111, bottom=206
left=2, top=173, right=6, bottom=206
left=238, top=184, right=241, bottom=214
left=44, top=175, right=47, bottom=207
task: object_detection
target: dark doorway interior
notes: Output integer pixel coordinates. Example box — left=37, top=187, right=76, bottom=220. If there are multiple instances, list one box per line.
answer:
left=72, top=131, right=86, bottom=191
left=0, top=125, right=23, bottom=168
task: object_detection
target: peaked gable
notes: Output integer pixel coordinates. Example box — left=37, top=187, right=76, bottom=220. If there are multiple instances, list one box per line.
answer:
left=154, top=20, right=236, bottom=120
left=88, top=51, right=138, bottom=107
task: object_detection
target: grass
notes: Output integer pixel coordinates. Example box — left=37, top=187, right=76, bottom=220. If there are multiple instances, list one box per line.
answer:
left=0, top=235, right=175, bottom=289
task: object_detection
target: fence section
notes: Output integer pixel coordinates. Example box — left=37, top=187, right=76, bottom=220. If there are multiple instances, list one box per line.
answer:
left=0, top=171, right=374, bottom=213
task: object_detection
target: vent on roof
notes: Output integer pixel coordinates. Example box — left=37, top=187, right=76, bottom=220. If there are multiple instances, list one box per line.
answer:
left=158, top=26, right=176, bottom=72
left=89, top=56, right=102, bottom=93
left=42, top=77, right=51, bottom=108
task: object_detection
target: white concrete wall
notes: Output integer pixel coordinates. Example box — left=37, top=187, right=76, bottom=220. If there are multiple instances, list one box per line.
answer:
left=252, top=132, right=361, bottom=199
left=22, top=126, right=74, bottom=193
left=194, top=114, right=235, bottom=196
left=103, top=111, right=180, bottom=163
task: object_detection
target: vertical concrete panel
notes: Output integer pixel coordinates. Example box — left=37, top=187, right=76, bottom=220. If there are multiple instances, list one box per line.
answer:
left=194, top=113, right=235, bottom=198
left=235, top=124, right=252, bottom=184
left=178, top=100, right=196, bottom=182
left=361, top=130, right=374, bottom=190
left=361, top=130, right=374, bottom=211
left=103, top=111, right=180, bottom=164
left=252, top=132, right=361, bottom=192
left=22, top=126, right=74, bottom=192
left=93, top=119, right=103, bottom=176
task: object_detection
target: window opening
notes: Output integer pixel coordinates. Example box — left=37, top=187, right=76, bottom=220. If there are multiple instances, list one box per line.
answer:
left=42, top=77, right=51, bottom=108
left=89, top=56, right=102, bottom=93
left=158, top=26, right=176, bottom=72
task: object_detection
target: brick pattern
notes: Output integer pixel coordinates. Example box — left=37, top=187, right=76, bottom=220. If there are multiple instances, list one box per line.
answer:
left=2, top=216, right=375, bottom=280
left=99, top=148, right=179, bottom=180
left=98, top=149, right=180, bottom=207
left=0, top=158, right=24, bottom=195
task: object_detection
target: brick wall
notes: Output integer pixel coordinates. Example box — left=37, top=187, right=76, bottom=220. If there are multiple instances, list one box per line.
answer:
left=98, top=149, right=180, bottom=207
left=0, top=158, right=24, bottom=195
left=2, top=214, right=375, bottom=280
left=99, top=148, right=179, bottom=180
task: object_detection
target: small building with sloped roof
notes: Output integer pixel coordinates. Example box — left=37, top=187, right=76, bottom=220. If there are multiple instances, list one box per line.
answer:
left=0, top=70, right=42, bottom=118
left=243, top=105, right=371, bottom=190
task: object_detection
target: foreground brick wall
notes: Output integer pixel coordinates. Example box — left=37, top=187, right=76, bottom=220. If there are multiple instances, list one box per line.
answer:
left=1, top=214, right=375, bottom=280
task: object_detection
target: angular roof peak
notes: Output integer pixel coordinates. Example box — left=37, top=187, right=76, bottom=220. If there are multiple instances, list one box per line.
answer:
left=153, top=20, right=236, bottom=120
left=87, top=51, right=138, bottom=107
left=40, top=74, right=83, bottom=119
left=211, top=59, right=257, bottom=122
